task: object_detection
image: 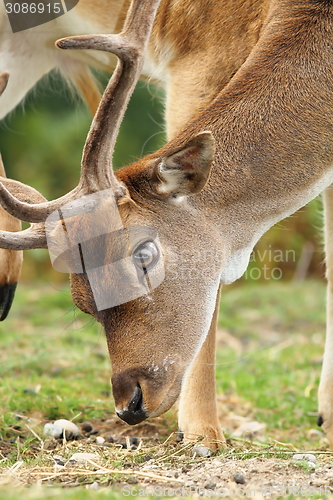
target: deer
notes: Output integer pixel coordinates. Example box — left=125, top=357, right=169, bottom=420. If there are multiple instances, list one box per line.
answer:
left=1, top=0, right=333, bottom=450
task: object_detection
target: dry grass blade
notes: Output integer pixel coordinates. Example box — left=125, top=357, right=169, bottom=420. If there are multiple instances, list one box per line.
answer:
left=271, top=439, right=299, bottom=451
left=24, top=424, right=43, bottom=445
left=35, top=467, right=184, bottom=483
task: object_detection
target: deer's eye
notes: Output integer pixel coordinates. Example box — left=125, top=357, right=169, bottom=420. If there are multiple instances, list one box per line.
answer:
left=133, top=241, right=159, bottom=271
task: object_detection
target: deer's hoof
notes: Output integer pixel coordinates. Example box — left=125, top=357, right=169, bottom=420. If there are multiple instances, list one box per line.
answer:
left=0, top=282, right=17, bottom=320
left=182, top=423, right=226, bottom=451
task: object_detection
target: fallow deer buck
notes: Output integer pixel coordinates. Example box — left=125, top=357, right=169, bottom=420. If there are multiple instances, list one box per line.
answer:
left=2, top=0, right=333, bottom=450
left=0, top=0, right=303, bottom=319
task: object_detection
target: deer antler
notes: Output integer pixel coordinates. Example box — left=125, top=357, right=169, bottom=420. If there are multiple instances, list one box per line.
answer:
left=0, top=0, right=161, bottom=248
left=0, top=72, right=9, bottom=97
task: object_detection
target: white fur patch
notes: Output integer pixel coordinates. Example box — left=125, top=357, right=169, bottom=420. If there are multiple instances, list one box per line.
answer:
left=220, top=170, right=333, bottom=285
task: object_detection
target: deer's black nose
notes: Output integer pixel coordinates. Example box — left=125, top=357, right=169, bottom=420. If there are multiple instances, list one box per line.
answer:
left=115, top=384, right=147, bottom=425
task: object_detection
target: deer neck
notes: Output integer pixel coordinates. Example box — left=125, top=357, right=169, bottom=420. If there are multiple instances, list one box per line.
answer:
left=178, top=1, right=333, bottom=283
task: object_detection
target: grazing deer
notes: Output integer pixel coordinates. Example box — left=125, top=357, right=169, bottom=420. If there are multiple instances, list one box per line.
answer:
left=2, top=0, right=333, bottom=450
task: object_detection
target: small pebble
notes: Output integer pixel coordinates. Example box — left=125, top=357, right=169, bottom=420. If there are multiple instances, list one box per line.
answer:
left=204, top=481, right=216, bottom=489
left=81, top=422, right=93, bottom=433
left=53, top=458, right=65, bottom=467
left=104, top=433, right=114, bottom=443
left=233, top=473, right=246, bottom=484
left=96, top=436, right=105, bottom=445
left=232, top=421, right=266, bottom=440
left=292, top=453, right=317, bottom=464
left=127, top=477, right=138, bottom=484
left=177, top=432, right=184, bottom=442
left=23, top=388, right=37, bottom=394
left=192, top=445, right=211, bottom=458
left=53, top=419, right=80, bottom=438
left=43, top=423, right=63, bottom=439
left=70, top=452, right=99, bottom=463
left=86, top=482, right=99, bottom=491
left=88, top=429, right=99, bottom=436
left=53, top=455, right=66, bottom=466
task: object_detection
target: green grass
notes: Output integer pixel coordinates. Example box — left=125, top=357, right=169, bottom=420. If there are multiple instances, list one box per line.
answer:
left=0, top=488, right=126, bottom=500
left=0, top=283, right=113, bottom=433
left=217, top=280, right=326, bottom=447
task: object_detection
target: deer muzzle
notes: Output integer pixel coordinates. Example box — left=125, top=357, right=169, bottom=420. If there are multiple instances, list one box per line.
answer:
left=112, top=363, right=182, bottom=424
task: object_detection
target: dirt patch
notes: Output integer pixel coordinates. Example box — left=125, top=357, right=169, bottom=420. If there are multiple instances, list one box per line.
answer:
left=1, top=411, right=333, bottom=498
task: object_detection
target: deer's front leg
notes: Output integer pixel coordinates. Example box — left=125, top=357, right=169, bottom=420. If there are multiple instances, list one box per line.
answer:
left=0, top=174, right=22, bottom=320
left=318, top=184, right=333, bottom=447
left=177, top=284, right=225, bottom=450
left=0, top=149, right=22, bottom=319
left=0, top=235, right=22, bottom=320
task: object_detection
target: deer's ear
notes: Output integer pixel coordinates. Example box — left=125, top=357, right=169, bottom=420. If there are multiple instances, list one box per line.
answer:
left=154, top=132, right=215, bottom=198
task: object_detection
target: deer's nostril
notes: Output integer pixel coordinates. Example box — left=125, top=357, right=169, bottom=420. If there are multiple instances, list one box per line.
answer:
left=129, top=384, right=143, bottom=413
left=116, top=384, right=147, bottom=425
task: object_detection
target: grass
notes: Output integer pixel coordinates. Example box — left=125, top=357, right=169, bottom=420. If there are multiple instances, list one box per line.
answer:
left=0, top=283, right=113, bottom=430
left=216, top=280, right=326, bottom=448
left=0, top=278, right=329, bottom=498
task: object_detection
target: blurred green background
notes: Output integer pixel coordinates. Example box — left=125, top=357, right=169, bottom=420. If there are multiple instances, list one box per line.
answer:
left=0, top=70, right=325, bottom=283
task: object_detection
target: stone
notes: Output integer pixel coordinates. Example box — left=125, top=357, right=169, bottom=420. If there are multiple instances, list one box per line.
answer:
left=86, top=482, right=99, bottom=491
left=233, top=473, right=246, bottom=484
left=232, top=421, right=266, bottom=440
left=70, top=452, right=99, bottom=463
left=53, top=419, right=80, bottom=438
left=43, top=423, right=63, bottom=438
left=81, top=422, right=93, bottom=433
left=193, top=446, right=211, bottom=458
left=292, top=453, right=317, bottom=464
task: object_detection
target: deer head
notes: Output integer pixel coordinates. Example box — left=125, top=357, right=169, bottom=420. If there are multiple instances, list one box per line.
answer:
left=0, top=0, right=220, bottom=424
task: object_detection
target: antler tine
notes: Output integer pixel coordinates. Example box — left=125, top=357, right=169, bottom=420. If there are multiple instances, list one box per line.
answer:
left=0, top=154, right=6, bottom=177
left=0, top=0, right=161, bottom=224
left=0, top=72, right=9, bottom=96
left=0, top=224, right=46, bottom=250
left=0, top=182, right=83, bottom=223
left=56, top=0, right=162, bottom=194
